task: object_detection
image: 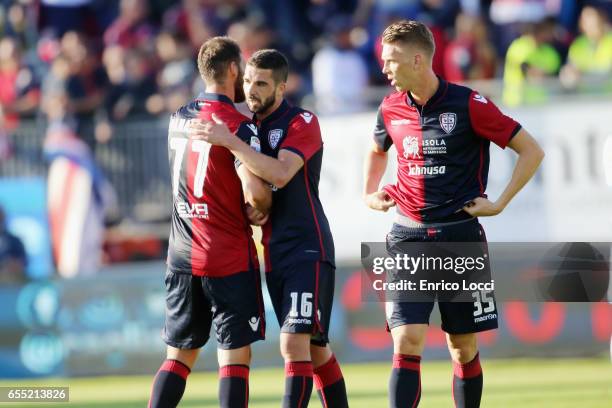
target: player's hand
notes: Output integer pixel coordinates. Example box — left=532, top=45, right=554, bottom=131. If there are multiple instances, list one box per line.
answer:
left=246, top=204, right=269, bottom=226
left=364, top=190, right=396, bottom=212
left=189, top=114, right=235, bottom=148
left=462, top=197, right=503, bottom=217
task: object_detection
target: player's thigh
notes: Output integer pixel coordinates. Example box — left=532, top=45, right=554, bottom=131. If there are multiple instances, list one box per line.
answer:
left=267, top=261, right=334, bottom=344
left=438, top=300, right=498, bottom=335
left=390, top=323, right=428, bottom=355
left=204, top=269, right=266, bottom=350
left=437, top=219, right=498, bottom=333
left=167, top=346, right=200, bottom=369
left=217, top=345, right=251, bottom=366
left=162, top=269, right=212, bottom=350
left=385, top=300, right=435, bottom=329
left=310, top=343, right=333, bottom=368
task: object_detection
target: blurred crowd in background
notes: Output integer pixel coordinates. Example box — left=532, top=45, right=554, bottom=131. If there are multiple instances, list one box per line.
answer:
left=0, top=0, right=610, bottom=134
left=0, top=0, right=611, bottom=279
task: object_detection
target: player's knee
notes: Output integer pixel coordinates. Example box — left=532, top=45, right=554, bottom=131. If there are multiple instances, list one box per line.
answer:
left=310, top=344, right=333, bottom=368
left=280, top=333, right=311, bottom=362
left=447, top=333, right=478, bottom=363
left=391, top=326, right=426, bottom=355
left=217, top=346, right=251, bottom=366
left=166, top=346, right=200, bottom=369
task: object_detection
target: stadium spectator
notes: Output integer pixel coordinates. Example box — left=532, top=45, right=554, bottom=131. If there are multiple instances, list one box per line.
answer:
left=38, top=0, right=97, bottom=38
left=503, top=17, right=562, bottom=106
left=560, top=5, right=612, bottom=92
left=227, top=17, right=275, bottom=61
left=162, top=0, right=248, bottom=51
left=0, top=37, right=39, bottom=131
left=103, top=47, right=158, bottom=121
left=103, top=0, right=156, bottom=48
left=444, top=13, right=497, bottom=82
left=0, top=1, right=38, bottom=53
left=312, top=15, right=369, bottom=114
left=148, top=31, right=197, bottom=115
left=488, top=0, right=557, bottom=54
left=60, top=31, right=108, bottom=123
left=0, top=205, right=27, bottom=285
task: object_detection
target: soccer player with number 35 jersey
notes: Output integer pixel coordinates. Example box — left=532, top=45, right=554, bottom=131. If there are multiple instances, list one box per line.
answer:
left=149, top=37, right=271, bottom=408
left=363, top=21, right=544, bottom=407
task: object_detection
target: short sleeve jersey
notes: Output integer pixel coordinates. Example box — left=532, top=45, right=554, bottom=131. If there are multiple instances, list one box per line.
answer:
left=374, top=78, right=521, bottom=222
left=254, top=100, right=335, bottom=271
left=167, top=93, right=260, bottom=276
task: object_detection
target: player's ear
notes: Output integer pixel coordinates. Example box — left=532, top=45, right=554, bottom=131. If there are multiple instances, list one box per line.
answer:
left=276, top=81, right=287, bottom=97
left=413, top=53, right=421, bottom=71
left=229, top=61, right=239, bottom=79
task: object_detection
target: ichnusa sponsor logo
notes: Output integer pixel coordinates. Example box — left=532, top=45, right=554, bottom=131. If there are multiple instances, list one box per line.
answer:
left=408, top=164, right=446, bottom=176
left=177, top=202, right=209, bottom=219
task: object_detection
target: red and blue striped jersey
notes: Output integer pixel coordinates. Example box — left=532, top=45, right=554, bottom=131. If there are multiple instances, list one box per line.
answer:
left=167, top=93, right=259, bottom=276
left=374, top=78, right=521, bottom=222
left=255, top=100, right=335, bottom=271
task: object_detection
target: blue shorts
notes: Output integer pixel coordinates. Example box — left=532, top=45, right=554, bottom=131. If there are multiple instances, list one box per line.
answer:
left=385, top=219, right=498, bottom=334
left=162, top=269, right=266, bottom=350
left=266, top=261, right=335, bottom=346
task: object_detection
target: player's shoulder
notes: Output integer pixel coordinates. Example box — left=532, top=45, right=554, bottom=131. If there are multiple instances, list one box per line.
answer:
left=290, top=107, right=319, bottom=128
left=381, top=91, right=406, bottom=107
left=215, top=104, right=252, bottom=129
left=444, top=81, right=476, bottom=102
left=173, top=100, right=201, bottom=120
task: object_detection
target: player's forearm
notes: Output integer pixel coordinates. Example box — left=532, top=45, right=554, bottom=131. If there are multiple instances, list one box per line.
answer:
left=238, top=166, right=272, bottom=213
left=495, top=147, right=544, bottom=210
left=230, top=138, right=288, bottom=187
left=363, top=149, right=388, bottom=196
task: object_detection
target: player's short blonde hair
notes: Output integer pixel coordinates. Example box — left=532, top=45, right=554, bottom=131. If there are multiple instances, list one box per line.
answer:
left=382, top=20, right=435, bottom=58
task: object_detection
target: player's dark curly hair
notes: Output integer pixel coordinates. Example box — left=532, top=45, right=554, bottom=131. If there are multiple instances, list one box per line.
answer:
left=247, top=49, right=289, bottom=85
left=382, top=20, right=435, bottom=58
left=197, top=36, right=242, bottom=84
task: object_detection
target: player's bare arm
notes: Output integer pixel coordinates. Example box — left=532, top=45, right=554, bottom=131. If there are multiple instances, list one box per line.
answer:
left=363, top=141, right=396, bottom=212
left=236, top=164, right=272, bottom=213
left=463, top=129, right=544, bottom=217
left=190, top=115, right=304, bottom=188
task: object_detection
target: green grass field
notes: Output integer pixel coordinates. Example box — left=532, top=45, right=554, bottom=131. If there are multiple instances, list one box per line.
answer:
left=1, top=358, right=610, bottom=407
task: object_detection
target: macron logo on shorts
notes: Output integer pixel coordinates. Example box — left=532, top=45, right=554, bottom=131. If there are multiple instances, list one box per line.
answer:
left=248, top=316, right=260, bottom=331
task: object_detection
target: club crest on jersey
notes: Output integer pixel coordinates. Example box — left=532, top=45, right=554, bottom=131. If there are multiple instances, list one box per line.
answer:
left=300, top=112, right=313, bottom=124
left=403, top=136, right=420, bottom=159
left=439, top=113, right=456, bottom=134
left=268, top=129, right=283, bottom=149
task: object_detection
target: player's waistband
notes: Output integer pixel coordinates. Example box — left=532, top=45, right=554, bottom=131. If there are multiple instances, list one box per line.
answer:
left=395, top=211, right=474, bottom=228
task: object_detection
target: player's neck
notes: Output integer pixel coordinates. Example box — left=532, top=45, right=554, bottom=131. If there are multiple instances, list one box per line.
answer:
left=205, top=84, right=235, bottom=102
left=409, top=72, right=439, bottom=106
